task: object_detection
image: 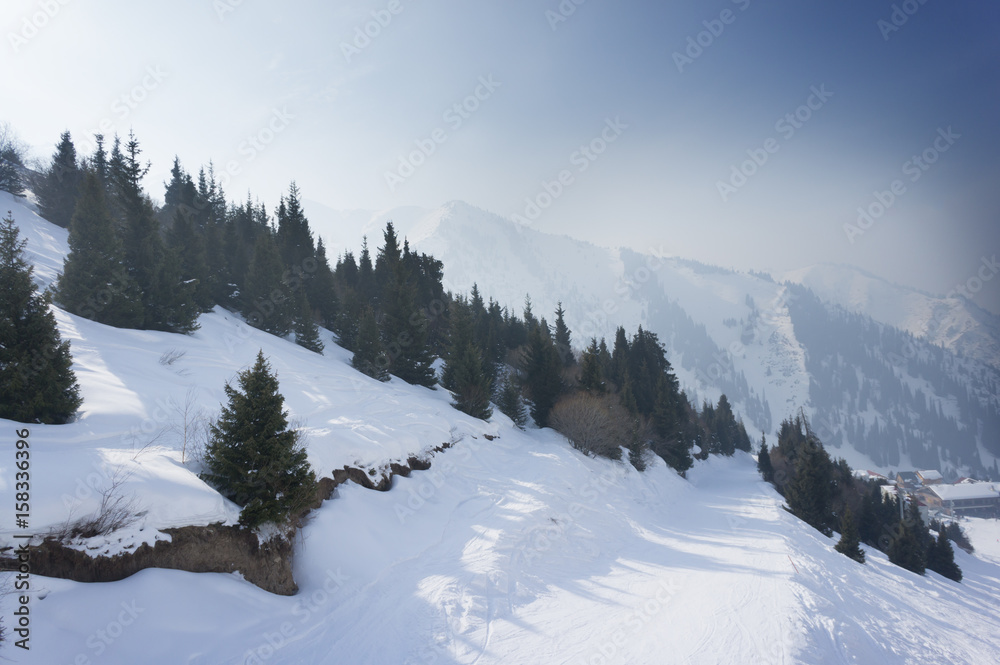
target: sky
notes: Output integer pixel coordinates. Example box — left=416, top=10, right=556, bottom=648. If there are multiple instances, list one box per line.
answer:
left=3, top=0, right=999, bottom=313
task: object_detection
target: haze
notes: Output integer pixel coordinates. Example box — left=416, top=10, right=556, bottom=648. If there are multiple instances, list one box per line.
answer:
left=4, top=0, right=998, bottom=312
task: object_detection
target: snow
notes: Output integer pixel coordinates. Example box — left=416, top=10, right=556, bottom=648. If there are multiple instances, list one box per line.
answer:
left=784, top=263, right=1000, bottom=370
left=2, top=197, right=1000, bottom=663
left=926, top=483, right=1000, bottom=502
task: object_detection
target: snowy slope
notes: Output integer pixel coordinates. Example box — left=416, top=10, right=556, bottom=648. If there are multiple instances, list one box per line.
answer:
left=383, top=202, right=999, bottom=479
left=785, top=263, right=1000, bottom=370
left=3, top=195, right=1000, bottom=664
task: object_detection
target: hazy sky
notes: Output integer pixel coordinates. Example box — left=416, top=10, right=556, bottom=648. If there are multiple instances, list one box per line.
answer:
left=4, top=0, right=998, bottom=312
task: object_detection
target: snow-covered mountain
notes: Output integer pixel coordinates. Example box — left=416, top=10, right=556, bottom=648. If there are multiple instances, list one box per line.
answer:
left=303, top=200, right=1000, bottom=480
left=785, top=263, right=1000, bottom=371
left=4, top=191, right=1000, bottom=664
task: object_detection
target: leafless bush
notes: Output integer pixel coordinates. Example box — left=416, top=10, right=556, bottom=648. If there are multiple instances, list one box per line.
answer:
left=55, top=467, right=140, bottom=540
left=549, top=392, right=632, bottom=460
left=171, top=387, right=209, bottom=464
left=159, top=348, right=186, bottom=366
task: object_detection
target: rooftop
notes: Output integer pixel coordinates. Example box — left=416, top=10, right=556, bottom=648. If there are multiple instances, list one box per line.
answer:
left=928, top=484, right=1000, bottom=502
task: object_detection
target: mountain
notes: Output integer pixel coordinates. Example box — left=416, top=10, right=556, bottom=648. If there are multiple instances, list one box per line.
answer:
left=785, top=263, right=1000, bottom=371
left=4, top=191, right=1000, bottom=664
left=325, top=200, right=1000, bottom=480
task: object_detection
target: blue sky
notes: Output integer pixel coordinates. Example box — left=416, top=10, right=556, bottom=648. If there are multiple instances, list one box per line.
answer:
left=3, top=0, right=998, bottom=311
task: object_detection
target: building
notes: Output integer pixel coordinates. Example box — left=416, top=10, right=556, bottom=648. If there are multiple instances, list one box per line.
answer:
left=923, top=483, right=1000, bottom=518
left=854, top=470, right=889, bottom=483
left=896, top=471, right=920, bottom=489
left=916, top=470, right=943, bottom=485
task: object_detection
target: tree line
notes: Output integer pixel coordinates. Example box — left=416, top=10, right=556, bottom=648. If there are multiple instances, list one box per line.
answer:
left=757, top=414, right=962, bottom=581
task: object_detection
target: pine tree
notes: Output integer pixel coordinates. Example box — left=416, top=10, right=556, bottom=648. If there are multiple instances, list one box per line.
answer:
left=553, top=303, right=574, bottom=367
left=167, top=208, right=213, bottom=311
left=202, top=351, right=317, bottom=528
left=35, top=131, right=82, bottom=228
left=579, top=338, right=605, bottom=393
left=243, top=233, right=292, bottom=336
left=149, top=247, right=200, bottom=334
left=0, top=124, right=26, bottom=196
left=309, top=237, right=337, bottom=327
left=523, top=324, right=562, bottom=427
left=443, top=304, right=492, bottom=420
left=835, top=506, right=866, bottom=564
left=496, top=371, right=527, bottom=429
left=785, top=442, right=836, bottom=536
left=352, top=306, right=389, bottom=381
left=275, top=182, right=315, bottom=269
left=888, top=501, right=927, bottom=575
left=293, top=290, right=324, bottom=354
left=380, top=269, right=436, bottom=387
left=56, top=172, right=144, bottom=328
left=926, top=528, right=962, bottom=582
left=757, top=434, right=774, bottom=483
left=0, top=212, right=82, bottom=424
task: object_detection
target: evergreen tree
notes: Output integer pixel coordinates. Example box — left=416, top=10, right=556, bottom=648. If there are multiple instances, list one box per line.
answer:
left=553, top=303, right=574, bottom=367
left=56, top=173, right=143, bottom=328
left=309, top=237, right=337, bottom=327
left=926, top=528, right=962, bottom=582
left=443, top=303, right=492, bottom=420
left=785, top=440, right=836, bottom=536
left=380, top=269, right=436, bottom=387
left=888, top=501, right=927, bottom=575
left=149, top=247, right=200, bottom=334
left=0, top=212, right=82, bottom=424
left=293, top=290, right=324, bottom=354
left=35, top=131, right=82, bottom=228
left=243, top=233, right=292, bottom=336
left=496, top=371, right=527, bottom=428
left=835, top=506, right=866, bottom=563
left=352, top=306, right=389, bottom=381
left=757, top=434, right=774, bottom=483
left=447, top=340, right=493, bottom=420
left=202, top=351, right=317, bottom=528
left=579, top=338, right=605, bottom=393
left=611, top=326, right=629, bottom=388
left=651, top=375, right=692, bottom=472
left=0, top=124, right=25, bottom=196
left=523, top=324, right=562, bottom=427
left=275, top=183, right=315, bottom=269
left=167, top=208, right=213, bottom=311
left=374, top=221, right=402, bottom=301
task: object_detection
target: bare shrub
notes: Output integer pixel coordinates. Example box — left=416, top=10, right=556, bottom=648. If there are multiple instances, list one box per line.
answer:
left=159, top=348, right=186, bottom=366
left=55, top=467, right=140, bottom=540
left=549, top=392, right=632, bottom=460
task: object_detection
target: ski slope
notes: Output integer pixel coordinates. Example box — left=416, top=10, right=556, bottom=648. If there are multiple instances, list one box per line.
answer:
left=2, top=193, right=1000, bottom=664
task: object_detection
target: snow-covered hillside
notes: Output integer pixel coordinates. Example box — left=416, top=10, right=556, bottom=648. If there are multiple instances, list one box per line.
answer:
left=326, top=200, right=997, bottom=479
left=785, top=263, right=1000, bottom=370
left=4, top=194, right=1000, bottom=664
